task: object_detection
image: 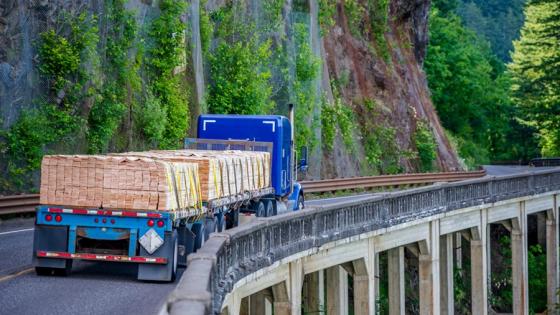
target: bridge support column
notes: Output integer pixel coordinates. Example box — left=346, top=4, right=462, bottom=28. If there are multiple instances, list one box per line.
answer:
left=272, top=282, right=290, bottom=315
left=326, top=265, right=349, bottom=315
left=248, top=289, right=273, bottom=315
left=353, top=259, right=371, bottom=315
left=289, top=260, right=304, bottom=315
left=546, top=209, right=558, bottom=311
left=512, top=209, right=529, bottom=315
left=418, top=220, right=440, bottom=315
left=455, top=232, right=462, bottom=270
left=470, top=209, right=489, bottom=315
left=388, top=247, right=405, bottom=315
left=303, top=271, right=323, bottom=314
left=440, top=234, right=454, bottom=315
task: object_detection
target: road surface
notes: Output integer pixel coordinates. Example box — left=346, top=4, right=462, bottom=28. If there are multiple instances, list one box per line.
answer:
left=0, top=218, right=182, bottom=315
left=483, top=165, right=557, bottom=176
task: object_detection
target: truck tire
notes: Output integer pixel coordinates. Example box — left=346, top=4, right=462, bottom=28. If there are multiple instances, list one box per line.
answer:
left=192, top=222, right=206, bottom=251
left=170, top=235, right=178, bottom=282
left=217, top=212, right=226, bottom=232
left=297, top=194, right=305, bottom=210
left=255, top=201, right=266, bottom=217
left=263, top=200, right=274, bottom=217
left=225, top=210, right=239, bottom=229
left=35, top=260, right=72, bottom=276
left=35, top=267, right=55, bottom=276
left=204, top=217, right=215, bottom=239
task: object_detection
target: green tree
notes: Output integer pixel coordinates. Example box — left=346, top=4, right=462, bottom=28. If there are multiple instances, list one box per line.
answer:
left=458, top=0, right=526, bottom=62
left=509, top=0, right=560, bottom=156
left=146, top=0, right=189, bottom=149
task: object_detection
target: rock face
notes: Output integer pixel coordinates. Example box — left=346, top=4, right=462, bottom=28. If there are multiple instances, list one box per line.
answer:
left=0, top=0, right=462, bottom=186
left=317, top=0, right=461, bottom=178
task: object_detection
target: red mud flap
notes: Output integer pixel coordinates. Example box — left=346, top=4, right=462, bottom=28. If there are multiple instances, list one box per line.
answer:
left=37, top=251, right=167, bottom=264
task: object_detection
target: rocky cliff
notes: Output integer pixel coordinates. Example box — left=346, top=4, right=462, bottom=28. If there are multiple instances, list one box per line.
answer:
left=317, top=0, right=461, bottom=177
left=0, top=0, right=462, bottom=192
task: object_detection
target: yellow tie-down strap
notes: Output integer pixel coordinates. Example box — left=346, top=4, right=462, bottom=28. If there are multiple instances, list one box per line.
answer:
left=211, top=160, right=221, bottom=198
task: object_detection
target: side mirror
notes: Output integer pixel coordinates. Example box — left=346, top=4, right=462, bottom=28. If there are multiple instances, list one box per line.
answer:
left=299, top=146, right=308, bottom=172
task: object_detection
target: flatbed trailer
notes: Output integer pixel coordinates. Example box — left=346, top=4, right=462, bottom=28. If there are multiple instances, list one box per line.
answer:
left=33, top=111, right=308, bottom=282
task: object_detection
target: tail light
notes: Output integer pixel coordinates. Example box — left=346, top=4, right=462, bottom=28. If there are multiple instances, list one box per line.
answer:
left=110, top=219, right=115, bottom=224
left=157, top=220, right=164, bottom=228
left=147, top=219, right=155, bottom=227
left=55, top=214, right=62, bottom=222
left=102, top=218, right=107, bottom=224
left=45, top=214, right=53, bottom=222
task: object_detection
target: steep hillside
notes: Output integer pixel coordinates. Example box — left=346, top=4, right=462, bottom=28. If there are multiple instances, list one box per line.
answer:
left=318, top=0, right=461, bottom=177
left=0, top=0, right=462, bottom=192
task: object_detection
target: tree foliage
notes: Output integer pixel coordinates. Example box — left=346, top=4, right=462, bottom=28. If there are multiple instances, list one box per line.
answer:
left=457, top=0, right=526, bottom=62
left=425, top=5, right=539, bottom=166
left=206, top=2, right=274, bottom=115
left=146, top=0, right=189, bottom=149
left=509, top=0, right=560, bottom=156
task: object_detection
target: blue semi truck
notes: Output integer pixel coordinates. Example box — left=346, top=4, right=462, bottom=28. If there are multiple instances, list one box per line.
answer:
left=32, top=108, right=308, bottom=281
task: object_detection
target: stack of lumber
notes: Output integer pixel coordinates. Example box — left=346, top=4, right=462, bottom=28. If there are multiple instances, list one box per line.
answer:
left=39, top=149, right=271, bottom=211
left=114, top=149, right=271, bottom=201
left=39, top=155, right=200, bottom=211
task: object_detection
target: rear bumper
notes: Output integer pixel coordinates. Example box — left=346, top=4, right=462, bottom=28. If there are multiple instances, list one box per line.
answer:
left=37, top=251, right=167, bottom=264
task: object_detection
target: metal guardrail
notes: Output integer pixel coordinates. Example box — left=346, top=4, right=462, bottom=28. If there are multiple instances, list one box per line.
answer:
left=0, top=194, right=40, bottom=215
left=300, top=170, right=486, bottom=193
left=0, top=171, right=486, bottom=215
left=164, top=169, right=560, bottom=314
left=530, top=158, right=560, bottom=167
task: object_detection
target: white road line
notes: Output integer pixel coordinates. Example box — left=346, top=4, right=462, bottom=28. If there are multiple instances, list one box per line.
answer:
left=0, top=228, right=34, bottom=236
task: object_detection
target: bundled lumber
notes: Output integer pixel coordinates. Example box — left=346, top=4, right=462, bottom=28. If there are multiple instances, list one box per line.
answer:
left=114, top=149, right=271, bottom=201
left=39, top=155, right=201, bottom=211
left=39, top=149, right=271, bottom=211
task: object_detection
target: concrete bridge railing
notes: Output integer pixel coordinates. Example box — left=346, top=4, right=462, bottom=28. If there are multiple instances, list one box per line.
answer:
left=162, top=169, right=560, bottom=315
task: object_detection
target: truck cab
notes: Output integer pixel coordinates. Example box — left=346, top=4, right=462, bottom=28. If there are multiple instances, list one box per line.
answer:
left=196, top=113, right=306, bottom=211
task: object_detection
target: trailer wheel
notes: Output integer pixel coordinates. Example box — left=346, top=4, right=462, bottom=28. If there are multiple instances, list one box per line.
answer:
left=225, top=210, right=239, bottom=229
left=35, top=267, right=55, bottom=276
left=170, top=235, right=178, bottom=282
left=263, top=200, right=274, bottom=217
left=35, top=260, right=72, bottom=276
left=192, top=222, right=206, bottom=251
left=55, top=260, right=73, bottom=276
left=204, top=217, right=215, bottom=239
left=255, top=201, right=266, bottom=217
left=217, top=212, right=226, bottom=232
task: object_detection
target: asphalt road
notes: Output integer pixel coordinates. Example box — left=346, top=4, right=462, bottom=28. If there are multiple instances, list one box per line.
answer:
left=0, top=219, right=182, bottom=315
left=482, top=164, right=557, bottom=176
